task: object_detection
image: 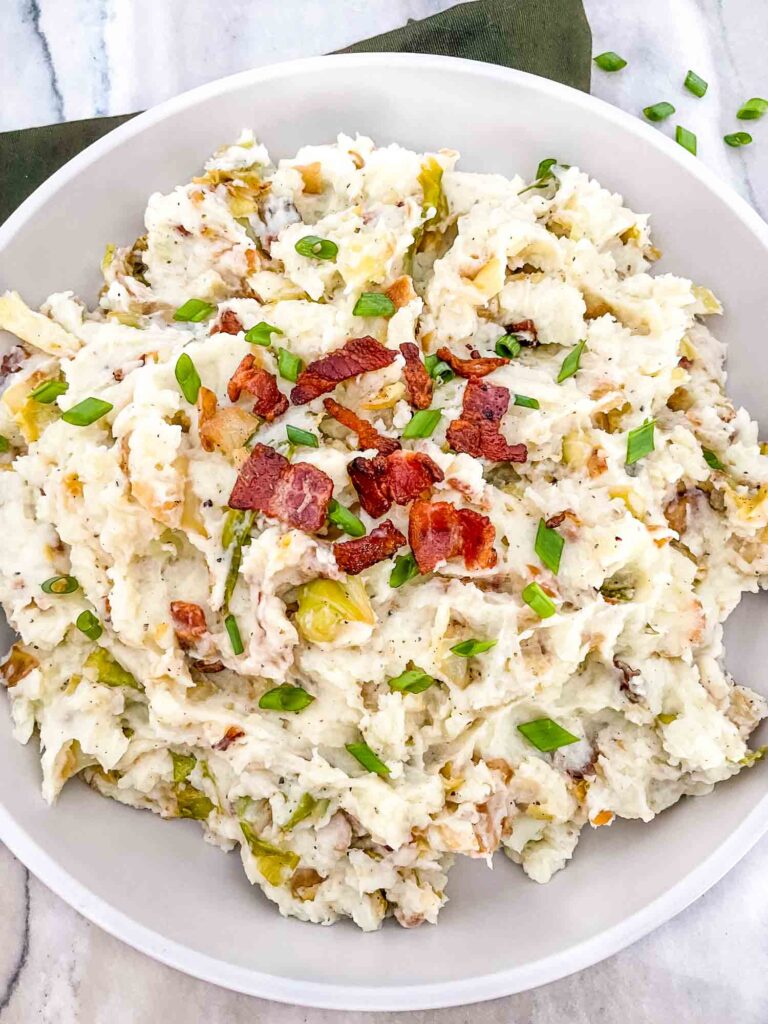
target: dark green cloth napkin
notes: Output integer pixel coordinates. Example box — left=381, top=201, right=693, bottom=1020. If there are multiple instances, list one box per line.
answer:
left=0, top=0, right=590, bottom=225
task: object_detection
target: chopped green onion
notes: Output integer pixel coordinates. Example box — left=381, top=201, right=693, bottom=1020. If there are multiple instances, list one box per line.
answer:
left=176, top=784, right=214, bottom=820
left=295, top=235, right=338, bottom=261
left=389, top=552, right=420, bottom=588
left=657, top=712, right=678, bottom=725
left=424, top=354, right=455, bottom=386
left=346, top=741, right=390, bottom=776
left=675, top=125, right=697, bottom=155
left=402, top=408, right=442, bottom=439
left=223, top=510, right=255, bottom=609
left=173, top=298, right=216, bottom=322
left=225, top=613, right=244, bottom=655
left=174, top=352, right=201, bottom=404
left=259, top=684, right=315, bottom=713
left=518, top=157, right=559, bottom=194
left=724, top=132, right=753, bottom=148
left=522, top=581, right=557, bottom=619
left=328, top=498, right=366, bottom=537
left=643, top=102, right=675, bottom=122
left=702, top=447, right=725, bottom=471
left=557, top=340, right=586, bottom=383
left=387, top=667, right=436, bottom=693
left=626, top=419, right=655, bottom=465
left=518, top=717, right=579, bottom=752
left=514, top=394, right=539, bottom=410
left=449, top=638, right=497, bottom=658
left=85, top=648, right=141, bottom=690
left=0, top=436, right=9, bottom=453
left=75, top=609, right=102, bottom=640
left=41, top=575, right=79, bottom=595
left=737, top=97, right=768, bottom=120
left=353, top=292, right=396, bottom=318
left=282, top=793, right=324, bottom=831
left=593, top=52, right=627, bottom=72
left=277, top=347, right=303, bottom=383
left=29, top=379, right=68, bottom=404
left=535, top=518, right=564, bottom=575
left=286, top=425, right=319, bottom=448
left=62, top=397, right=113, bottom=426
left=245, top=322, right=283, bottom=346
left=684, top=70, right=708, bottom=98
left=495, top=335, right=522, bottom=359
left=170, top=751, right=196, bottom=783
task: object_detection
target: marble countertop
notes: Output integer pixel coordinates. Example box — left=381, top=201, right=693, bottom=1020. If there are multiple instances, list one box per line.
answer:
left=1, top=1, right=767, bottom=1021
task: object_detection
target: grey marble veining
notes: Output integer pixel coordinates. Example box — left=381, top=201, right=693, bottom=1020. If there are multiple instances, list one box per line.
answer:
left=1, top=1, right=768, bottom=1020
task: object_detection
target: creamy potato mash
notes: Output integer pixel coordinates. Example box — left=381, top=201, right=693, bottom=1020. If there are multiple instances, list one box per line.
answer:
left=0, top=131, right=766, bottom=930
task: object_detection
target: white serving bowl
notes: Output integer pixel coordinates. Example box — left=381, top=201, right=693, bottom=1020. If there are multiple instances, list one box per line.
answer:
left=1, top=54, right=766, bottom=1012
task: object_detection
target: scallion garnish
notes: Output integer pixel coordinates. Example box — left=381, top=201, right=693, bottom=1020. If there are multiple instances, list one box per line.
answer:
left=724, top=132, right=753, bottom=148
left=450, top=638, right=497, bottom=658
left=517, top=717, right=579, bottom=752
left=286, top=425, right=319, bottom=448
left=174, top=352, right=201, bottom=404
left=387, top=667, right=436, bottom=694
left=514, top=394, right=540, bottom=409
left=277, top=347, right=304, bottom=383
left=295, top=235, right=338, bottom=261
left=345, top=741, right=390, bottom=776
left=626, top=419, right=655, bottom=465
left=557, top=340, right=586, bottom=383
left=61, top=397, right=113, bottom=426
left=535, top=518, right=564, bottom=575
left=0, top=436, right=10, bottom=453
left=522, top=581, right=557, bottom=619
left=225, top=613, right=244, bottom=655
left=684, top=70, right=708, bottom=98
left=173, top=298, right=216, bottom=322
left=593, top=52, right=627, bottom=72
left=643, top=102, right=675, bottom=122
left=737, top=97, right=768, bottom=121
left=495, top=335, right=522, bottom=359
left=29, top=379, right=68, bottom=404
left=76, top=609, right=103, bottom=641
left=259, top=684, right=315, bottom=712
left=245, top=322, right=283, bottom=346
left=353, top=293, right=396, bottom=318
left=676, top=125, right=697, bottom=155
left=518, top=157, right=558, bottom=194
left=402, top=408, right=442, bottom=439
left=41, top=575, right=79, bottom=595
left=389, top=552, right=420, bottom=588
left=328, top=498, right=366, bottom=537
left=424, top=354, right=455, bottom=386
left=702, top=447, right=725, bottom=471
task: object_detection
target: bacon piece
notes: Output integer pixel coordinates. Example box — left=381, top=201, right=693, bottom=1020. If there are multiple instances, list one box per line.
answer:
left=227, top=355, right=289, bottom=422
left=1, top=345, right=26, bottom=385
left=323, top=397, right=400, bottom=455
left=213, top=726, right=245, bottom=751
left=399, top=343, right=433, bottom=410
left=348, top=450, right=444, bottom=517
left=229, top=443, right=333, bottom=532
left=506, top=319, right=538, bottom=344
left=408, top=500, right=497, bottom=573
left=170, top=601, right=207, bottom=648
left=191, top=659, right=225, bottom=674
left=290, top=337, right=396, bottom=405
left=447, top=378, right=527, bottom=463
left=348, top=455, right=391, bottom=518
left=211, top=309, right=244, bottom=335
left=436, top=346, right=508, bottom=379
left=333, top=520, right=406, bottom=575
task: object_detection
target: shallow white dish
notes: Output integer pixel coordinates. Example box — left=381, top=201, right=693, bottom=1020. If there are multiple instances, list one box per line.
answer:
left=0, top=53, right=767, bottom=1011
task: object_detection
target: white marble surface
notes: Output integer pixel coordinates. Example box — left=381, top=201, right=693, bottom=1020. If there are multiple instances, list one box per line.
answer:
left=1, top=1, right=767, bottom=1020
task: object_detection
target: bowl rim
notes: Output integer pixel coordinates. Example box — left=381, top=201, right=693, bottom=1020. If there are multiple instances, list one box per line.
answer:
left=1, top=51, right=767, bottom=1011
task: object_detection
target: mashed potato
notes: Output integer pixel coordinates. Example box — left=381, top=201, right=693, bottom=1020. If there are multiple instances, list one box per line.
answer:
left=0, top=131, right=766, bottom=930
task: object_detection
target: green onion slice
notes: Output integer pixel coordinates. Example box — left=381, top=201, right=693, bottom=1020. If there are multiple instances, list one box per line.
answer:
left=724, top=132, right=753, bottom=147
left=495, top=335, right=522, bottom=359
left=626, top=419, right=655, bottom=465
left=328, top=498, right=366, bottom=538
left=353, top=292, right=396, bottom=318
left=75, top=609, right=102, bottom=640
left=518, top=717, right=579, bottom=752
left=424, top=354, right=455, bottom=385
left=522, top=581, right=557, bottom=619
left=676, top=125, right=697, bottom=155
left=259, top=684, right=315, bottom=713
left=174, top=352, right=201, bottom=404
left=286, top=425, right=319, bottom=448
left=41, top=575, right=79, bottom=595
left=702, top=447, right=725, bottom=471
left=173, top=298, right=216, bottom=322
left=449, top=638, right=498, bottom=658
left=535, top=518, right=564, bottom=574
left=684, top=70, right=708, bottom=98
left=170, top=751, right=196, bottom=783
left=402, top=408, right=442, bottom=439
left=387, top=667, right=436, bottom=693
left=282, top=793, right=323, bottom=831
left=225, top=613, right=244, bottom=655
left=277, top=347, right=303, bottom=383
left=345, top=741, right=390, bottom=776
left=389, top=552, right=420, bottom=588
left=593, top=51, right=627, bottom=72
left=62, top=397, right=113, bottom=426
left=737, top=97, right=768, bottom=120
left=514, top=394, right=539, bottom=409
left=295, top=235, right=338, bottom=261
left=245, top=322, right=283, bottom=346
left=643, top=102, right=675, bottom=122
left=29, top=379, right=68, bottom=404
left=557, top=340, right=586, bottom=383
left=518, top=157, right=559, bottom=195
left=0, top=435, right=10, bottom=453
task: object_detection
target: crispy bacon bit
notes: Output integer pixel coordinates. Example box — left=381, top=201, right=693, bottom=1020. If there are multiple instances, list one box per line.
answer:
left=613, top=656, right=640, bottom=691
left=348, top=456, right=391, bottom=518
left=191, top=659, right=225, bottom=674
left=290, top=336, right=396, bottom=405
left=213, top=726, right=245, bottom=751
left=211, top=309, right=244, bottom=336
left=227, top=354, right=289, bottom=421
left=175, top=224, right=192, bottom=237
left=399, top=342, right=433, bottom=410
left=678, top=355, right=693, bottom=370
left=545, top=512, right=567, bottom=529
left=348, top=450, right=444, bottom=517
left=229, top=443, right=333, bottom=532
left=323, top=397, right=400, bottom=455
left=409, top=500, right=497, bottom=573
left=333, top=520, right=406, bottom=575
left=1, top=346, right=26, bottom=385
left=506, top=319, right=538, bottom=345
left=436, top=346, right=508, bottom=379
left=170, top=601, right=207, bottom=648
left=447, top=378, right=527, bottom=463
left=386, top=275, right=417, bottom=309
